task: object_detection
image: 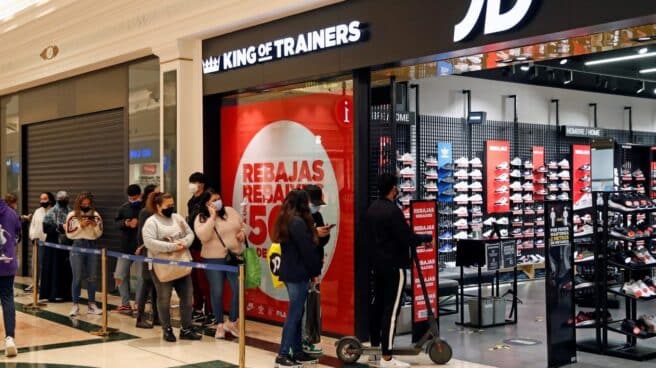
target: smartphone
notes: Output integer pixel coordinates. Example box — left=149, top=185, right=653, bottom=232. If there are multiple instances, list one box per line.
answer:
left=326, top=224, right=336, bottom=229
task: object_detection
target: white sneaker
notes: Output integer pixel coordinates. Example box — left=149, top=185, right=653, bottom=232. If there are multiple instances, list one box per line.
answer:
left=5, top=337, right=17, bottom=358
left=483, top=217, right=497, bottom=226
left=214, top=324, right=225, bottom=339
left=454, top=181, right=469, bottom=191
left=69, top=304, right=80, bottom=317
left=495, top=173, right=509, bottom=182
left=496, top=217, right=509, bottom=225
left=558, top=159, right=570, bottom=169
left=469, top=157, right=483, bottom=166
left=509, top=181, right=523, bottom=191
left=453, top=206, right=468, bottom=216
left=454, top=231, right=468, bottom=240
left=87, top=303, right=102, bottom=315
left=454, top=157, right=469, bottom=167
left=469, top=169, right=482, bottom=178
left=496, top=161, right=509, bottom=170
left=510, top=193, right=523, bottom=202
left=469, top=194, right=483, bottom=202
left=380, top=357, right=411, bottom=367
left=495, top=185, right=508, bottom=193
left=454, top=218, right=468, bottom=227
left=399, top=167, right=415, bottom=175
left=454, top=169, right=469, bottom=178
left=468, top=181, right=483, bottom=190
left=510, top=157, right=522, bottom=166
left=454, top=194, right=469, bottom=203
left=510, top=169, right=522, bottom=178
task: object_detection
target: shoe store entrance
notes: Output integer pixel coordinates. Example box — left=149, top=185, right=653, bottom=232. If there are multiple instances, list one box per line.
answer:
left=369, top=23, right=656, bottom=368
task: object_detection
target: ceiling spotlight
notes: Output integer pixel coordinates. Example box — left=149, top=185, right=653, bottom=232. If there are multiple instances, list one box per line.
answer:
left=560, top=59, right=568, bottom=65
left=636, top=36, right=655, bottom=42
left=637, top=81, right=646, bottom=94
left=653, top=88, right=656, bottom=95
left=585, top=52, right=656, bottom=66
left=639, top=67, right=656, bottom=74
left=515, top=55, right=529, bottom=61
left=520, top=64, right=530, bottom=71
left=639, top=48, right=649, bottom=54
left=563, top=70, right=573, bottom=85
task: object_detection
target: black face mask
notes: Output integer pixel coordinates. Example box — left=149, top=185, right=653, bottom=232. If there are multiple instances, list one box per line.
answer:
left=161, top=207, right=174, bottom=218
left=130, top=200, right=141, bottom=208
left=39, top=202, right=49, bottom=208
left=57, top=200, right=69, bottom=208
left=80, top=206, right=90, bottom=212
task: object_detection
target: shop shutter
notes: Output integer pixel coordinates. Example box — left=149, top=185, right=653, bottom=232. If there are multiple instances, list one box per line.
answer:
left=25, top=109, right=126, bottom=251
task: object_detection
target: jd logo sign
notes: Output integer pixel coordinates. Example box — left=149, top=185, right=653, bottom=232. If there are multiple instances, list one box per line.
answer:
left=454, top=0, right=536, bottom=42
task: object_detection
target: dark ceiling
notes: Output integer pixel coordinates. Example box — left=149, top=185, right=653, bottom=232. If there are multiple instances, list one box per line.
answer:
left=462, top=45, right=656, bottom=100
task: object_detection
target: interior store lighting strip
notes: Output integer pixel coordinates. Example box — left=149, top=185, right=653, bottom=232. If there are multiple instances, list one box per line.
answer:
left=585, top=51, right=656, bottom=66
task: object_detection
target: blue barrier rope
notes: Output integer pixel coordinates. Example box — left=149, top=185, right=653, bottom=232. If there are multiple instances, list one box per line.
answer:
left=38, top=241, right=239, bottom=273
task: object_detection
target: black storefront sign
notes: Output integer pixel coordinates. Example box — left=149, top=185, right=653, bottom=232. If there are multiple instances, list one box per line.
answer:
left=563, top=126, right=605, bottom=138
left=544, top=200, right=577, bottom=367
left=486, top=243, right=501, bottom=271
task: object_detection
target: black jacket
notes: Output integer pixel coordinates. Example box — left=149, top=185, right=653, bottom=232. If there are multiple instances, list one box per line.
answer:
left=279, top=216, right=322, bottom=283
left=115, top=202, right=142, bottom=254
left=366, top=198, right=432, bottom=270
left=312, top=211, right=329, bottom=265
left=187, top=195, right=204, bottom=251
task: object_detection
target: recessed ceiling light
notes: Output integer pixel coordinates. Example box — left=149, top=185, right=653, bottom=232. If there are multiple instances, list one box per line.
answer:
left=560, top=59, right=568, bottom=65
left=520, top=65, right=530, bottom=71
left=585, top=52, right=656, bottom=66
left=639, top=67, right=656, bottom=74
left=515, top=56, right=528, bottom=61
left=637, top=36, right=654, bottom=42
left=639, top=48, right=649, bottom=54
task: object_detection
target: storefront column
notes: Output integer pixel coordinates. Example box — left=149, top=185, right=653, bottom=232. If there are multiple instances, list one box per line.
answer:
left=154, top=39, right=204, bottom=215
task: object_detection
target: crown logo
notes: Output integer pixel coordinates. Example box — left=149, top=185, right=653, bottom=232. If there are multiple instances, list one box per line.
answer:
left=203, top=56, right=220, bottom=74
left=440, top=147, right=449, bottom=157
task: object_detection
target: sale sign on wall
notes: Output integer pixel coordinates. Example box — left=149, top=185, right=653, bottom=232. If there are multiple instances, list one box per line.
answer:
left=220, top=92, right=354, bottom=335
left=572, top=144, right=591, bottom=210
left=410, top=200, right=437, bottom=323
left=485, top=140, right=511, bottom=214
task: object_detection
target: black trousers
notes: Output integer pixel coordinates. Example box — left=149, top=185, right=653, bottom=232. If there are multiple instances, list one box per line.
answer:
left=369, top=267, right=405, bottom=356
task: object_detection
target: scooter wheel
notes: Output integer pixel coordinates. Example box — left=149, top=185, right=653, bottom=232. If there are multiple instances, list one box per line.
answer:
left=428, top=340, right=452, bottom=364
left=336, top=337, right=362, bottom=364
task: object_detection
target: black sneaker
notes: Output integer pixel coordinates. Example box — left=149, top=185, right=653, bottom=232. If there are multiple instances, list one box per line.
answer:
left=275, top=355, right=302, bottom=368
left=293, top=352, right=319, bottom=363
left=192, top=310, right=205, bottom=322
left=204, top=314, right=217, bottom=326
left=179, top=328, right=202, bottom=340
left=163, top=327, right=176, bottom=342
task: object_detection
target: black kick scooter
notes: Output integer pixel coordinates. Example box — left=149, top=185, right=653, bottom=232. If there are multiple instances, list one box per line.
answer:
left=335, top=245, right=452, bottom=365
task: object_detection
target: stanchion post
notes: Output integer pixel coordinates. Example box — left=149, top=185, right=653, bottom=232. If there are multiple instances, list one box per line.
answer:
left=25, top=240, right=46, bottom=312
left=92, top=247, right=118, bottom=336
left=239, top=264, right=245, bottom=368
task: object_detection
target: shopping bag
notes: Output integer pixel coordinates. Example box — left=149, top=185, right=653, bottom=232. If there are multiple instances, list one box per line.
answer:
left=152, top=249, right=193, bottom=282
left=267, top=243, right=284, bottom=288
left=243, top=245, right=261, bottom=289
left=305, top=284, right=322, bottom=344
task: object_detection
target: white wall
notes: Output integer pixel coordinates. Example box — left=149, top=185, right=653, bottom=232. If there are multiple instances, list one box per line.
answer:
left=414, top=75, right=656, bottom=131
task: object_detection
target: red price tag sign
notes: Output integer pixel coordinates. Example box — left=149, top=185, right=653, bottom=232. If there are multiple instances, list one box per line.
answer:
left=410, top=200, right=437, bottom=322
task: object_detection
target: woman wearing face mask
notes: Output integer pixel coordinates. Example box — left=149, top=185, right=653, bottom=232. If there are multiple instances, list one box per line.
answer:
left=41, top=191, right=73, bottom=302
left=194, top=189, right=246, bottom=339
left=65, top=192, right=103, bottom=317
left=272, top=190, right=323, bottom=367
left=24, top=192, right=55, bottom=293
left=135, top=184, right=160, bottom=329
left=142, top=192, right=201, bottom=342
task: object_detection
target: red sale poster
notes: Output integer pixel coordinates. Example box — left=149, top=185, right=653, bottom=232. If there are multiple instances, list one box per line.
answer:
left=572, top=144, right=591, bottom=210
left=533, top=146, right=545, bottom=201
left=485, top=140, right=511, bottom=213
left=220, top=93, right=354, bottom=335
left=410, top=200, right=437, bottom=322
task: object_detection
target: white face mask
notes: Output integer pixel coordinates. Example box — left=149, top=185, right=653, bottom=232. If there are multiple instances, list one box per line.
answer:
left=213, top=200, right=223, bottom=211
left=188, top=183, right=199, bottom=194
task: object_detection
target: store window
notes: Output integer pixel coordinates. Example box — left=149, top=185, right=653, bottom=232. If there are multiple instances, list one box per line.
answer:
left=220, top=77, right=355, bottom=335
left=128, top=59, right=160, bottom=188
left=0, top=95, right=20, bottom=198
left=163, top=70, right=177, bottom=199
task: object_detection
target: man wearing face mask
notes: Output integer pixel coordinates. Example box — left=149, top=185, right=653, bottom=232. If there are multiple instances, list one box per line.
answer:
left=113, top=184, right=143, bottom=315
left=301, top=184, right=333, bottom=355
left=186, top=172, right=213, bottom=324
left=40, top=191, right=73, bottom=302
left=365, top=174, right=434, bottom=368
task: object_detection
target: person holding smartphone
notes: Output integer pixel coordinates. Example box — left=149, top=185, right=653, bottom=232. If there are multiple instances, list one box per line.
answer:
left=301, top=184, right=333, bottom=355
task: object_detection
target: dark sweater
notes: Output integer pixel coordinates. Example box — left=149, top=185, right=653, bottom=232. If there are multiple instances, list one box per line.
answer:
left=115, top=202, right=142, bottom=254
left=187, top=195, right=204, bottom=251
left=366, top=198, right=432, bottom=270
left=279, top=216, right=322, bottom=283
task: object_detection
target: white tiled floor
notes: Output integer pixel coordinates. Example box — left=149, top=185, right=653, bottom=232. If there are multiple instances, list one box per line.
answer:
left=3, top=276, right=495, bottom=367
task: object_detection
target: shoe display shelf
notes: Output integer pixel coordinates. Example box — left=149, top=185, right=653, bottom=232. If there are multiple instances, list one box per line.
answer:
left=577, top=191, right=656, bottom=361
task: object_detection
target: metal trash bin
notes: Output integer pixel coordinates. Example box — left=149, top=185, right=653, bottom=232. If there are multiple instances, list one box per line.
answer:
left=492, top=297, right=507, bottom=324
left=468, top=298, right=494, bottom=326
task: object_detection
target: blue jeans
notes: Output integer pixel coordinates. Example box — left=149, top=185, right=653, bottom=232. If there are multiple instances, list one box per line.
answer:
left=69, top=240, right=99, bottom=304
left=204, top=258, right=239, bottom=323
left=0, top=276, right=15, bottom=338
left=114, top=257, right=143, bottom=306
left=279, top=281, right=309, bottom=357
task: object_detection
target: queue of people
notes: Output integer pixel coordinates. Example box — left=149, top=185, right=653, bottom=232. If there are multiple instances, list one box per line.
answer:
left=3, top=171, right=422, bottom=367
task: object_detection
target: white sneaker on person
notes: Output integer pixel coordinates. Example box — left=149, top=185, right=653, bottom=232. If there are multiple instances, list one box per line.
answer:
left=380, top=357, right=411, bottom=367
left=214, top=324, right=225, bottom=339
left=224, top=321, right=239, bottom=337
left=69, top=304, right=80, bottom=317
left=87, top=303, right=102, bottom=315
left=4, top=337, right=17, bottom=357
